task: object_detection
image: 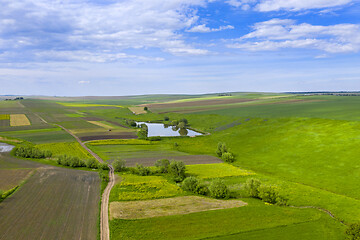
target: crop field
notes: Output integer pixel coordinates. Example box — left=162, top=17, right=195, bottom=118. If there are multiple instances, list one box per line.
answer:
left=0, top=167, right=100, bottom=240
left=110, top=173, right=184, bottom=202
left=110, top=196, right=247, bottom=219
left=36, top=142, right=93, bottom=159
left=57, top=102, right=123, bottom=108
left=128, top=106, right=147, bottom=114
left=87, top=143, right=189, bottom=162
left=0, top=114, right=9, bottom=120
left=0, top=128, right=74, bottom=143
left=10, top=114, right=31, bottom=126
left=124, top=155, right=222, bottom=167
left=186, top=163, right=255, bottom=179
left=0, top=169, right=34, bottom=191
left=88, top=121, right=117, bottom=129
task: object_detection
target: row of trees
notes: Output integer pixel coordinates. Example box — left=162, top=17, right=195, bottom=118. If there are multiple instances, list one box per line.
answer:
left=56, top=155, right=109, bottom=170
left=216, top=142, right=235, bottom=163
left=182, top=176, right=229, bottom=199
left=14, top=146, right=52, bottom=159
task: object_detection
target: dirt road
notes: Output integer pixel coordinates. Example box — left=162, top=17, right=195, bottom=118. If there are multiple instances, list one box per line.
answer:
left=56, top=124, right=114, bottom=240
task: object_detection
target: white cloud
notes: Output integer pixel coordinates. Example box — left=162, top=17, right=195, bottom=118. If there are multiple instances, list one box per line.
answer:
left=255, top=0, right=353, bottom=11
left=0, top=0, right=211, bottom=62
left=228, top=19, right=360, bottom=53
left=187, top=24, right=234, bottom=33
left=78, top=80, right=90, bottom=84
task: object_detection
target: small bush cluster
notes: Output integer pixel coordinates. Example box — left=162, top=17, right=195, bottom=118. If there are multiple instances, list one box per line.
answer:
left=137, top=123, right=148, bottom=139
left=130, top=164, right=152, bottom=176
left=14, top=146, right=52, bottom=159
left=0, top=186, right=19, bottom=202
left=209, top=179, right=229, bottom=199
left=155, top=159, right=170, bottom=173
left=56, top=155, right=86, bottom=168
left=243, top=178, right=288, bottom=205
left=113, top=159, right=126, bottom=172
left=346, top=223, right=360, bottom=240
left=216, top=142, right=235, bottom=163
left=181, top=176, right=209, bottom=196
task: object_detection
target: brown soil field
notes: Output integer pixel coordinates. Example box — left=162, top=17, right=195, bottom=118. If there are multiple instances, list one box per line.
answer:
left=10, top=114, right=31, bottom=126
left=143, top=98, right=254, bottom=109
left=0, top=167, right=100, bottom=240
left=82, top=117, right=103, bottom=121
left=0, top=120, right=9, bottom=127
left=129, top=106, right=147, bottom=114
left=0, top=169, right=34, bottom=190
left=0, top=153, right=42, bottom=169
left=110, top=196, right=247, bottom=219
left=124, top=155, right=222, bottom=167
left=79, top=133, right=137, bottom=141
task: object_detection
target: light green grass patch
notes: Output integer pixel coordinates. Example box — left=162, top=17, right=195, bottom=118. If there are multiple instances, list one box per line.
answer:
left=36, top=142, right=93, bottom=159
left=0, top=114, right=10, bottom=120
left=87, top=139, right=152, bottom=145
left=57, top=102, right=124, bottom=108
left=110, top=173, right=184, bottom=201
left=65, top=113, right=84, bottom=117
left=187, top=163, right=255, bottom=179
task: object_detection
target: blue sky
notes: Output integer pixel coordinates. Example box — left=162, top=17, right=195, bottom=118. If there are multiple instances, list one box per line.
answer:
left=1, top=0, right=360, bottom=96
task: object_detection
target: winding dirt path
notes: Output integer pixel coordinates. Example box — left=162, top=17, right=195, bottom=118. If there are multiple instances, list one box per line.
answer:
left=55, top=124, right=114, bottom=240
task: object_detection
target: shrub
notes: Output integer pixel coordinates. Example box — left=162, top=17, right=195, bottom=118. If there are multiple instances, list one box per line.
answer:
left=164, top=116, right=169, bottom=121
left=155, top=159, right=170, bottom=173
left=99, top=163, right=110, bottom=170
left=179, top=118, right=188, bottom=125
left=171, top=120, right=179, bottom=126
left=14, top=146, right=52, bottom=159
left=144, top=106, right=148, bottom=111
left=113, top=159, right=126, bottom=172
left=258, top=185, right=279, bottom=204
left=209, top=179, right=229, bottom=199
left=346, top=223, right=360, bottom=240
left=178, top=122, right=186, bottom=129
left=99, top=171, right=109, bottom=183
left=148, top=136, right=161, bottom=141
left=133, top=164, right=152, bottom=176
left=57, top=155, right=85, bottom=168
left=195, top=182, right=209, bottom=195
left=168, top=161, right=186, bottom=182
left=222, top=152, right=235, bottom=163
left=182, top=176, right=200, bottom=192
left=85, top=158, right=98, bottom=169
left=244, top=178, right=262, bottom=198
left=216, top=142, right=228, bottom=157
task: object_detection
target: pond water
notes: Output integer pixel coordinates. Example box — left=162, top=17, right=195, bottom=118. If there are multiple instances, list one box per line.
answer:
left=0, top=142, right=15, bottom=152
left=137, top=122, right=203, bottom=137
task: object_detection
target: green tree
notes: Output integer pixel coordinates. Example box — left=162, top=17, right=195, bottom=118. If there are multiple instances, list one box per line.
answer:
left=113, top=159, right=126, bottom=172
left=144, top=106, right=148, bottom=111
left=164, top=116, right=170, bottom=121
left=209, top=179, right=229, bottom=199
left=222, top=152, right=235, bottom=163
left=216, top=142, right=228, bottom=157
left=244, top=178, right=262, bottom=198
left=168, top=161, right=186, bottom=182
left=182, top=176, right=200, bottom=192
left=155, top=159, right=170, bottom=173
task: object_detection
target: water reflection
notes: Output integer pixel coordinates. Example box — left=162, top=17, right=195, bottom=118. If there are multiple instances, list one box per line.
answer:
left=137, top=122, right=202, bottom=137
left=0, top=142, right=15, bottom=152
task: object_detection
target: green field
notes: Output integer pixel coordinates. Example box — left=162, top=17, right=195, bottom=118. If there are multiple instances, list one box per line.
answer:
left=36, top=142, right=93, bottom=159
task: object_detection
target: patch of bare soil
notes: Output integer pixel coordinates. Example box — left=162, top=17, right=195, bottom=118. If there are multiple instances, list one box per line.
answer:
left=124, top=155, right=222, bottom=167
left=110, top=196, right=247, bottom=219
left=79, top=133, right=137, bottom=141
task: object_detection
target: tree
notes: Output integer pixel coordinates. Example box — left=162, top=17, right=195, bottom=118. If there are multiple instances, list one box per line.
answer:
left=346, top=223, right=360, bottom=240
left=85, top=158, right=98, bottom=169
left=216, top=142, right=228, bottom=157
left=164, top=116, right=170, bottom=121
left=113, top=159, right=126, bottom=172
left=244, top=178, right=262, bottom=198
left=258, top=185, right=278, bottom=204
left=179, top=118, right=188, bottom=125
left=155, top=159, right=170, bottom=173
left=222, top=152, right=235, bottom=163
left=144, top=106, right=148, bottom=111
left=209, top=179, right=229, bottom=199
left=168, top=161, right=186, bottom=182
left=182, top=176, right=200, bottom=192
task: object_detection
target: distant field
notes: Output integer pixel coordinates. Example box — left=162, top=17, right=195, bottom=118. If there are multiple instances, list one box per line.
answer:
left=0, top=115, right=10, bottom=120
left=10, top=114, right=31, bottom=126
left=0, top=169, right=33, bottom=191
left=57, top=102, right=123, bottom=108
left=124, top=155, right=222, bottom=167
left=0, top=128, right=74, bottom=143
left=129, top=106, right=147, bottom=114
left=88, top=121, right=116, bottom=129
left=0, top=167, right=100, bottom=240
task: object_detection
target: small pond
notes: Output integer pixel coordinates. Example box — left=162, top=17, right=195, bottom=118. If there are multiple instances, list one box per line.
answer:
left=136, top=122, right=203, bottom=137
left=0, top=142, right=15, bottom=152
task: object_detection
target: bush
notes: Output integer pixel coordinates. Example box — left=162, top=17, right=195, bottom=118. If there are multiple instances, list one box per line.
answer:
left=14, top=146, right=53, bottom=159
left=57, top=155, right=85, bottom=168
left=258, top=185, right=279, bottom=204
left=244, top=178, right=262, bottom=198
left=346, top=223, right=360, bottom=240
left=195, top=182, right=209, bottom=195
left=99, top=171, right=109, bottom=183
left=99, top=163, right=110, bottom=170
left=148, top=136, right=161, bottom=141
left=132, top=164, right=152, bottom=176
left=144, top=106, right=148, bottom=111
left=155, top=159, right=170, bottom=173
left=113, top=159, right=126, bottom=172
left=209, top=179, right=229, bottom=199
left=171, top=120, right=179, bottom=126
left=216, top=142, right=228, bottom=157
left=222, top=152, right=235, bottom=163
left=179, top=118, right=188, bottom=125
left=168, top=161, right=186, bottom=182
left=182, top=177, right=200, bottom=192
left=164, top=116, right=169, bottom=121
left=85, top=158, right=98, bottom=169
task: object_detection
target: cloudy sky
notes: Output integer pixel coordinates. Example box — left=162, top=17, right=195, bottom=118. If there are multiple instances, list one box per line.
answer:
left=1, top=0, right=360, bottom=96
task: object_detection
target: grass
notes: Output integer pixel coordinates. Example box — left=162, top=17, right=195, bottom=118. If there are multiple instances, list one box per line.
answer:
left=129, top=107, right=147, bottom=114
left=110, top=173, right=184, bottom=202
left=36, top=142, right=93, bottom=159
left=65, top=113, right=84, bottom=117
left=57, top=102, right=123, bottom=108
left=10, top=114, right=31, bottom=126
left=87, top=121, right=117, bottom=129
left=186, top=163, right=255, bottom=179
left=87, top=139, right=151, bottom=145
left=0, top=128, right=74, bottom=143
left=110, top=198, right=344, bottom=240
